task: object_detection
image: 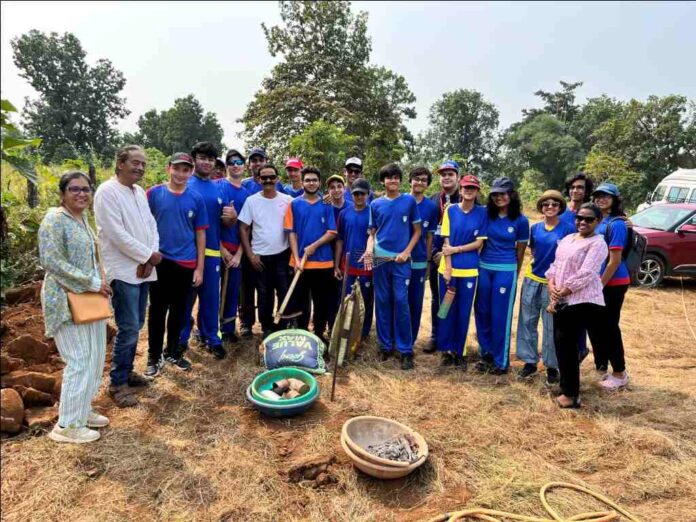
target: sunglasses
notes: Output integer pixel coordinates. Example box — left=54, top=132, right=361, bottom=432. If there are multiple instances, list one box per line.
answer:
left=542, top=201, right=561, bottom=208
left=260, top=175, right=277, bottom=181
left=67, top=186, right=92, bottom=194
left=227, top=159, right=244, bottom=166
left=346, top=168, right=362, bottom=174
left=575, top=215, right=597, bottom=223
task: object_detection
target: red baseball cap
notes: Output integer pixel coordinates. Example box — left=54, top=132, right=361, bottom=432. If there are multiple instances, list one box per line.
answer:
left=459, top=174, right=481, bottom=189
left=285, top=158, right=303, bottom=169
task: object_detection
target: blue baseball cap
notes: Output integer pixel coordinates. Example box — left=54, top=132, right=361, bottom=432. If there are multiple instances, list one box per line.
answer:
left=248, top=147, right=267, bottom=160
left=592, top=182, right=620, bottom=197
left=437, top=160, right=460, bottom=174
left=490, top=176, right=515, bottom=194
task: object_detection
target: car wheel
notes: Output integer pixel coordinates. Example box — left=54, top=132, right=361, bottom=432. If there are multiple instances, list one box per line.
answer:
left=636, top=254, right=665, bottom=288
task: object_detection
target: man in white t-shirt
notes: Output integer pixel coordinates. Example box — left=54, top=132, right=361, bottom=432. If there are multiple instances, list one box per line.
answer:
left=238, top=164, right=293, bottom=337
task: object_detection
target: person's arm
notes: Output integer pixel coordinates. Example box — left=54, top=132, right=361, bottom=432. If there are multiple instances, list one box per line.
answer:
left=425, top=230, right=434, bottom=278
left=239, top=221, right=263, bottom=271
left=600, top=220, right=625, bottom=286
left=94, top=187, right=157, bottom=264
left=397, top=222, right=421, bottom=263
left=442, top=238, right=453, bottom=285
left=304, top=230, right=336, bottom=258
left=334, top=238, right=344, bottom=279
left=561, top=240, right=609, bottom=295
left=193, top=229, right=205, bottom=286
left=288, top=232, right=302, bottom=271
left=221, top=205, right=237, bottom=228
left=516, top=242, right=527, bottom=275
left=601, top=250, right=622, bottom=286
left=361, top=230, right=376, bottom=270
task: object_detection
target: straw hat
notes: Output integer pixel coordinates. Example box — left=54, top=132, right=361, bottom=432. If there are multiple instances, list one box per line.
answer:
left=536, top=190, right=567, bottom=213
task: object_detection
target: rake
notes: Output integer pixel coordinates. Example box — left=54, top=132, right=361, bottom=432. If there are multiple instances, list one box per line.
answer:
left=353, top=249, right=411, bottom=271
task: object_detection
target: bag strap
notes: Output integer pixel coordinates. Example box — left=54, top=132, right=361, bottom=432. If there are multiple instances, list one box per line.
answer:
left=59, top=207, right=106, bottom=285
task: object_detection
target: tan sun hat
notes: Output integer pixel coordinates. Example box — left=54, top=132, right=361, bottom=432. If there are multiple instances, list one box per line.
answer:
left=536, top=190, right=567, bottom=213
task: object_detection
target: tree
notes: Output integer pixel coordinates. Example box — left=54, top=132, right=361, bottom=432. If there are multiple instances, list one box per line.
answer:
left=129, top=95, right=225, bottom=155
left=419, top=89, right=500, bottom=177
left=569, top=95, right=625, bottom=151
left=11, top=30, right=129, bottom=163
left=504, top=114, right=585, bottom=189
left=240, top=1, right=416, bottom=165
left=583, top=150, right=643, bottom=209
left=288, top=120, right=356, bottom=178
left=522, top=81, right=583, bottom=124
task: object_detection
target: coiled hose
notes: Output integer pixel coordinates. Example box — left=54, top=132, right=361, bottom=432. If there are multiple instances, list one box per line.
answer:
left=426, top=482, right=642, bottom=522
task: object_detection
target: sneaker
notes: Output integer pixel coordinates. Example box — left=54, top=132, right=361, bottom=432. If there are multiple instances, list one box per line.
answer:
left=400, top=354, right=414, bottom=371
left=517, top=363, right=538, bottom=381
left=545, top=368, right=560, bottom=385
left=211, top=344, right=227, bottom=360
left=240, top=325, right=253, bottom=338
left=440, top=352, right=455, bottom=367
left=87, top=410, right=109, bottom=428
left=453, top=355, right=467, bottom=371
left=144, top=358, right=162, bottom=378
left=49, top=425, right=100, bottom=444
left=599, top=371, right=629, bottom=391
left=475, top=360, right=494, bottom=373
left=423, top=340, right=437, bottom=354
left=109, top=384, right=138, bottom=408
left=165, top=354, right=192, bottom=372
left=127, top=371, right=152, bottom=387
left=490, top=367, right=508, bottom=376
left=379, top=350, right=392, bottom=362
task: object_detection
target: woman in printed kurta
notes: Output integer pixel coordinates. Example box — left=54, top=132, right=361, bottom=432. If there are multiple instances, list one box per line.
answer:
left=39, top=172, right=111, bottom=444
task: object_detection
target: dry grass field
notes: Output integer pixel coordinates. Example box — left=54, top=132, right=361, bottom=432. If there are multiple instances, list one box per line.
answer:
left=2, top=273, right=695, bottom=521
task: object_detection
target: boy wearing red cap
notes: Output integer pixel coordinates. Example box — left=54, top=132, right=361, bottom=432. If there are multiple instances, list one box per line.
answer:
left=284, top=158, right=305, bottom=198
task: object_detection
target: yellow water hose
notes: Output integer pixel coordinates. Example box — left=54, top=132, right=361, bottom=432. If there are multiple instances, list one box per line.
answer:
left=426, top=482, right=642, bottom=522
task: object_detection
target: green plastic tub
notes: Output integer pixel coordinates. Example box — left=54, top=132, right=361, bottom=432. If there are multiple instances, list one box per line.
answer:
left=250, top=367, right=319, bottom=406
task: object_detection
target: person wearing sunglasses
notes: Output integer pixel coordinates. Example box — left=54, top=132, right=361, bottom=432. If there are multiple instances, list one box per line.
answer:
left=516, top=190, right=575, bottom=384
left=590, top=182, right=631, bottom=390
left=342, top=157, right=375, bottom=203
left=546, top=203, right=608, bottom=408
left=218, top=149, right=251, bottom=345
left=238, top=164, right=294, bottom=337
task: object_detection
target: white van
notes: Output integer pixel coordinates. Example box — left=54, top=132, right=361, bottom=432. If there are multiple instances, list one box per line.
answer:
left=637, top=169, right=696, bottom=212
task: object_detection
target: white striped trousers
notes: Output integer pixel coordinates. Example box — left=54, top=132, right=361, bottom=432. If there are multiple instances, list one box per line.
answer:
left=53, top=319, right=107, bottom=428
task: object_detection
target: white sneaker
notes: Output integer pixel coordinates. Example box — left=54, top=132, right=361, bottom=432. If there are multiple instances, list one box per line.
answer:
left=599, top=371, right=630, bottom=391
left=48, top=425, right=100, bottom=444
left=87, top=411, right=110, bottom=428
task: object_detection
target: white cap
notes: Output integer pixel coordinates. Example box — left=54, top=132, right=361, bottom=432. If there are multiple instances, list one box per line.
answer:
left=345, top=157, right=362, bottom=168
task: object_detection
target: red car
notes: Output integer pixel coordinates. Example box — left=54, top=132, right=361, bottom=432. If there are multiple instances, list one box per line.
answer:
left=631, top=203, right=696, bottom=287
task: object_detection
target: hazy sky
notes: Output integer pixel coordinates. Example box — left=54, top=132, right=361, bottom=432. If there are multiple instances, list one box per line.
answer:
left=2, top=1, right=695, bottom=151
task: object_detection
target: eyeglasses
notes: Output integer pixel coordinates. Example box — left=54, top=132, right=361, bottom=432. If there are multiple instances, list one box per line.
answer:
left=594, top=193, right=612, bottom=200
left=411, top=177, right=429, bottom=184
left=575, top=215, right=597, bottom=223
left=67, top=186, right=92, bottom=194
left=227, top=159, right=244, bottom=166
left=259, top=175, right=277, bottom=181
left=542, top=201, right=561, bottom=208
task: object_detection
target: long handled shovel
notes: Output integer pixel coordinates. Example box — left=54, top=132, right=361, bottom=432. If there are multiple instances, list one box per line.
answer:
left=219, top=262, right=229, bottom=322
left=331, top=252, right=350, bottom=401
left=274, top=255, right=306, bottom=324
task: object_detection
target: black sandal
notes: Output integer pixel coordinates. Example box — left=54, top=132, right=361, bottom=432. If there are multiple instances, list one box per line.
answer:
left=556, top=396, right=581, bottom=409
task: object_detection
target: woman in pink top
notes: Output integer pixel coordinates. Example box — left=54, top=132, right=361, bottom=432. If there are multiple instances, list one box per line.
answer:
left=546, top=203, right=608, bottom=408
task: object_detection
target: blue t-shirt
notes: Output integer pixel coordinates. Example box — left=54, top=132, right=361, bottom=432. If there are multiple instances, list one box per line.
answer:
left=242, top=176, right=286, bottom=196
left=284, top=197, right=336, bottom=268
left=283, top=183, right=304, bottom=198
left=337, top=205, right=371, bottom=275
left=368, top=194, right=421, bottom=257
left=187, top=174, right=234, bottom=251
left=411, top=197, right=438, bottom=267
left=217, top=180, right=250, bottom=252
left=597, top=216, right=631, bottom=286
left=559, top=207, right=578, bottom=229
left=331, top=200, right=353, bottom=224
left=147, top=184, right=209, bottom=268
left=438, top=204, right=488, bottom=276
left=480, top=213, right=530, bottom=267
left=344, top=187, right=376, bottom=204
left=526, top=221, right=575, bottom=283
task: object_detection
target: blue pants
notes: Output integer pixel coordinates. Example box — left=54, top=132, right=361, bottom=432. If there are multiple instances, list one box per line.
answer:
left=346, top=274, right=374, bottom=337
left=408, top=267, right=427, bottom=343
left=515, top=278, right=558, bottom=369
left=180, top=255, right=222, bottom=348
left=221, top=264, right=241, bottom=335
left=110, top=280, right=149, bottom=386
left=374, top=261, right=413, bottom=354
left=474, top=266, right=517, bottom=370
left=437, top=274, right=478, bottom=356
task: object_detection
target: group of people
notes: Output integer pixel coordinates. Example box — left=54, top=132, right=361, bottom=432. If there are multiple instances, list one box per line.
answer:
left=38, top=141, right=632, bottom=444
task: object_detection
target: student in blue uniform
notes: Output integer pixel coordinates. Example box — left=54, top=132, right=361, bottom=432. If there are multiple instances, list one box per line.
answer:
left=283, top=158, right=305, bottom=198
left=178, top=142, right=236, bottom=360
left=342, top=158, right=376, bottom=204
left=474, top=177, right=529, bottom=375
left=516, top=190, right=575, bottom=384
left=325, top=174, right=353, bottom=331
left=241, top=147, right=286, bottom=196
left=219, top=149, right=251, bottom=344
left=146, top=153, right=208, bottom=376
left=437, top=175, right=487, bottom=371
left=364, top=163, right=422, bottom=370
left=591, top=182, right=631, bottom=390
left=408, top=167, right=438, bottom=343
left=284, top=167, right=337, bottom=341
left=335, top=179, right=374, bottom=339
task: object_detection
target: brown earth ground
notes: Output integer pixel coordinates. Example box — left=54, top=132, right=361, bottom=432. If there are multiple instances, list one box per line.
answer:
left=2, top=268, right=696, bottom=521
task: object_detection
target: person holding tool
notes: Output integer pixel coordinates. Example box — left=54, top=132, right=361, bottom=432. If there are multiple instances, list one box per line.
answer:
left=284, top=167, right=337, bottom=343
left=437, top=175, right=488, bottom=370
left=363, top=163, right=421, bottom=370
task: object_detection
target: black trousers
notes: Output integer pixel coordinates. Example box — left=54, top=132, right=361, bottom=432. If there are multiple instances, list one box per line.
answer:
left=148, top=258, right=193, bottom=361
left=554, top=302, right=603, bottom=398
left=239, top=254, right=259, bottom=330
left=257, top=249, right=292, bottom=333
left=588, top=285, right=628, bottom=372
left=290, top=268, right=334, bottom=338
